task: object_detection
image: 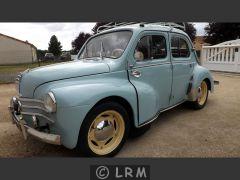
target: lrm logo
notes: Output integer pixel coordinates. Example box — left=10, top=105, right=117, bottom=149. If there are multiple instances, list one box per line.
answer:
left=90, top=165, right=150, bottom=180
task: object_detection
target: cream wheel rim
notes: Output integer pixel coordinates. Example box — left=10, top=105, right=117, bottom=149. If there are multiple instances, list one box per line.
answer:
left=197, top=81, right=208, bottom=106
left=87, top=110, right=125, bottom=155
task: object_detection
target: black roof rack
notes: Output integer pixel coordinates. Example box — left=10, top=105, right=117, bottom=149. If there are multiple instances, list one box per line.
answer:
left=96, top=22, right=186, bottom=33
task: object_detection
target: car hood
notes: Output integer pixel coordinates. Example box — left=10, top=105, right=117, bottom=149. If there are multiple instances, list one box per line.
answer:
left=19, top=60, right=110, bottom=97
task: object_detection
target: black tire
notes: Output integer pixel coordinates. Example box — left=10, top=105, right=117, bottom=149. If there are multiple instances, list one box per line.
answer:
left=76, top=101, right=130, bottom=157
left=129, top=124, right=151, bottom=138
left=190, top=80, right=209, bottom=110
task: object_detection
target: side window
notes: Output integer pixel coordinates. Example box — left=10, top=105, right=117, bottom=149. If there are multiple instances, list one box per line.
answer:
left=135, top=35, right=167, bottom=61
left=171, top=36, right=190, bottom=58
left=151, top=35, right=167, bottom=59
left=179, top=38, right=190, bottom=57
left=171, top=36, right=179, bottom=58
left=134, top=36, right=150, bottom=61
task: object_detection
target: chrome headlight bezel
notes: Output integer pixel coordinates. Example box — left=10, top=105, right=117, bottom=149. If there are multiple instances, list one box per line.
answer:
left=43, top=92, right=57, bottom=113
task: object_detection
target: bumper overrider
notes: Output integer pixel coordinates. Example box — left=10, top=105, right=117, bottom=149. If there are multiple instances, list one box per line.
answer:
left=8, top=96, right=61, bottom=145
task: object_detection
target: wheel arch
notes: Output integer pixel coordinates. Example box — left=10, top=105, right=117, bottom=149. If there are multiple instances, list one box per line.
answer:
left=188, top=64, right=214, bottom=101
left=203, top=78, right=212, bottom=91
left=89, top=96, right=135, bottom=129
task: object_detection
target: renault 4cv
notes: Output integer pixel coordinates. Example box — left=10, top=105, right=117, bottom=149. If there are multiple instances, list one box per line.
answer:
left=9, top=23, right=214, bottom=157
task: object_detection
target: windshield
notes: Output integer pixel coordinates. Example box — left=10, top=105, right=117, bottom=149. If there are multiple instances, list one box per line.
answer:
left=78, top=31, right=132, bottom=60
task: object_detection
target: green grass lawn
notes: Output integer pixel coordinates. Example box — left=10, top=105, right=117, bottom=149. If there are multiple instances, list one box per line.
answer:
left=0, top=61, right=59, bottom=74
left=0, top=60, right=71, bottom=84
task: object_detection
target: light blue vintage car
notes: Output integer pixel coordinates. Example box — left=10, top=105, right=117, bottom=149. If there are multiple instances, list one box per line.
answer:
left=9, top=23, right=214, bottom=157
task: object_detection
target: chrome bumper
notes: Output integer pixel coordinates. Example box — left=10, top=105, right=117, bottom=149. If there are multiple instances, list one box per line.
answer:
left=8, top=100, right=61, bottom=145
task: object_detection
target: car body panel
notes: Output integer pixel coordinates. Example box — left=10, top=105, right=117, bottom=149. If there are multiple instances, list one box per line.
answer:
left=169, top=32, right=195, bottom=105
left=186, top=63, right=214, bottom=102
left=19, top=60, right=110, bottom=97
left=127, top=30, right=172, bottom=124
left=11, top=24, right=215, bottom=149
left=33, top=71, right=138, bottom=148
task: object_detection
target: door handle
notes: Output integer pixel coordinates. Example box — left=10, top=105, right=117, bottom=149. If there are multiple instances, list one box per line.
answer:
left=131, top=70, right=141, bottom=78
left=189, top=63, right=192, bottom=68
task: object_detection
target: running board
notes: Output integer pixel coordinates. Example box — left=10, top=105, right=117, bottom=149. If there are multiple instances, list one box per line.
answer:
left=138, top=100, right=185, bottom=128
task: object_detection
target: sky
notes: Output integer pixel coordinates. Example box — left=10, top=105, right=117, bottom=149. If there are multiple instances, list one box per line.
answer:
left=0, top=23, right=208, bottom=50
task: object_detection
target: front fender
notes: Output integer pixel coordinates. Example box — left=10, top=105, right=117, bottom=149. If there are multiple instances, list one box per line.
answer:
left=34, top=72, right=138, bottom=148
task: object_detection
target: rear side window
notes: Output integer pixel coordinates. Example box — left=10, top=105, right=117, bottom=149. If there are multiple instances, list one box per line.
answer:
left=179, top=38, right=190, bottom=57
left=135, top=35, right=167, bottom=61
left=171, top=36, right=179, bottom=58
left=171, top=36, right=190, bottom=58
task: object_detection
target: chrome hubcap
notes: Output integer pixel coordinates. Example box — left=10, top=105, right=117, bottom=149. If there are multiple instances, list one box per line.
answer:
left=94, top=120, right=115, bottom=141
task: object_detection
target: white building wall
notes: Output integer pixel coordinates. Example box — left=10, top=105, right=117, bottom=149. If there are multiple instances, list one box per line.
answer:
left=0, top=35, right=37, bottom=65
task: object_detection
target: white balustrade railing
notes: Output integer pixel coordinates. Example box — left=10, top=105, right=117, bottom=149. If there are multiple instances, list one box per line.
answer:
left=201, top=44, right=240, bottom=73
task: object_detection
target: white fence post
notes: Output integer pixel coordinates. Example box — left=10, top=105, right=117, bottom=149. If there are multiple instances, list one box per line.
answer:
left=236, top=48, right=240, bottom=72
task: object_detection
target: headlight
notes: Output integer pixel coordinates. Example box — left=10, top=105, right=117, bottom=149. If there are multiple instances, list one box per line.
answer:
left=43, top=92, right=57, bottom=113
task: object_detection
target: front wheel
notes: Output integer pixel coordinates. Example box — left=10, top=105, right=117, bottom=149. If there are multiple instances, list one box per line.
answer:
left=190, top=80, right=209, bottom=109
left=76, top=102, right=130, bottom=157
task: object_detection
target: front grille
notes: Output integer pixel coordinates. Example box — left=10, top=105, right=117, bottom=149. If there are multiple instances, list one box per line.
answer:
left=13, top=97, right=55, bottom=124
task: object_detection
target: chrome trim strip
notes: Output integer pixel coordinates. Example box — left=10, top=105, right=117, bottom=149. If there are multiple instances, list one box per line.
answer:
left=18, top=97, right=44, bottom=104
left=48, top=92, right=56, bottom=104
left=21, top=112, right=54, bottom=123
left=22, top=105, right=48, bottom=113
left=132, top=61, right=171, bottom=69
left=138, top=100, right=185, bottom=128
left=11, top=96, right=54, bottom=123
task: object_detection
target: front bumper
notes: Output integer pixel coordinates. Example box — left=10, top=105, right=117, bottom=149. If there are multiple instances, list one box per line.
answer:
left=8, top=97, right=61, bottom=145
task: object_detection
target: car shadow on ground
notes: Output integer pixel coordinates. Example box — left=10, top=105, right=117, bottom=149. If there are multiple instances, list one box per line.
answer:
left=36, top=99, right=222, bottom=157
left=24, top=103, right=191, bottom=157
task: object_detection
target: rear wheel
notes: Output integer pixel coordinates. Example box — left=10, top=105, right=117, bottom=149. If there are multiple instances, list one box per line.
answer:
left=76, top=102, right=130, bottom=157
left=190, top=80, right=209, bottom=109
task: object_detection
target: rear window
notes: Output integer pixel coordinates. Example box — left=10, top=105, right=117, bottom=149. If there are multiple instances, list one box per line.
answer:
left=171, top=36, right=190, bottom=58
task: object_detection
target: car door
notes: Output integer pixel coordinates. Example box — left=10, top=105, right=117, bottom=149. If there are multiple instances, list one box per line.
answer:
left=170, top=33, right=194, bottom=106
left=128, top=31, right=172, bottom=125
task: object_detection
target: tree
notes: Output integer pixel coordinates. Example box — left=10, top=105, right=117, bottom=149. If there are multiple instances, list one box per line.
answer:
left=205, top=23, right=240, bottom=45
left=184, top=23, right=196, bottom=42
left=48, top=35, right=62, bottom=56
left=71, top=32, right=92, bottom=54
left=36, top=49, right=47, bottom=60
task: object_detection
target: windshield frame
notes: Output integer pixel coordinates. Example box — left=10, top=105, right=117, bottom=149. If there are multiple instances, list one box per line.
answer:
left=77, top=29, right=133, bottom=60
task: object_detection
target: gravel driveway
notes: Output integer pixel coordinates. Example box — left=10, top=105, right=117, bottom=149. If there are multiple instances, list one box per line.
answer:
left=0, top=72, right=240, bottom=157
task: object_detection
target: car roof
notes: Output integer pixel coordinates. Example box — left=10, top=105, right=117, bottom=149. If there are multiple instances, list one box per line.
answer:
left=97, top=23, right=189, bottom=37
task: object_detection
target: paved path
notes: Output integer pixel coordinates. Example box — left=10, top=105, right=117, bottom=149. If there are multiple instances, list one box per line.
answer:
left=0, top=72, right=240, bottom=157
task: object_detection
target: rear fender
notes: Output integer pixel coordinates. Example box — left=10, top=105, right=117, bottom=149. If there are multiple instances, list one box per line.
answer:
left=188, top=64, right=214, bottom=101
